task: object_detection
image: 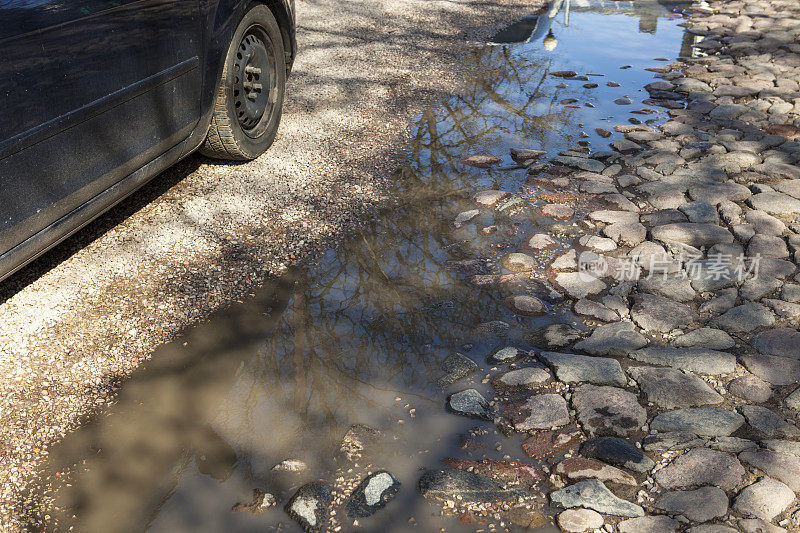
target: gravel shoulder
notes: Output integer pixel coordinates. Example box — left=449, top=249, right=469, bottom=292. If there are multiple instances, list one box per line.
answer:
left=0, top=0, right=536, bottom=528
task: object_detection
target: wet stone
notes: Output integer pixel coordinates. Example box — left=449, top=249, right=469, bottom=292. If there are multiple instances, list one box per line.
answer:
left=557, top=509, right=604, bottom=533
left=461, top=154, right=501, bottom=168
left=501, top=252, right=537, bottom=272
left=734, top=477, right=795, bottom=521
left=346, top=471, right=400, bottom=518
left=611, top=139, right=643, bottom=155
left=710, top=303, right=774, bottom=334
left=454, top=209, right=480, bottom=228
left=555, top=272, right=607, bottom=299
left=447, top=389, right=491, bottom=421
left=553, top=155, right=606, bottom=173
left=555, top=457, right=637, bottom=486
left=631, top=293, right=698, bottom=333
left=580, top=437, right=654, bottom=473
left=741, top=405, right=800, bottom=438
left=232, top=489, right=277, bottom=514
left=751, top=328, right=800, bottom=359
left=650, top=223, right=734, bottom=248
left=631, top=346, right=735, bottom=375
left=438, top=352, right=477, bottom=388
left=525, top=233, right=558, bottom=251
left=574, top=321, right=647, bottom=356
left=614, top=97, right=633, bottom=105
left=522, top=429, right=582, bottom=459
left=653, top=486, right=729, bottom=522
left=651, top=408, right=745, bottom=437
left=542, top=204, right=575, bottom=219
left=418, top=468, right=526, bottom=504
left=535, top=323, right=583, bottom=349
left=473, top=190, right=511, bottom=207
left=739, top=353, right=800, bottom=386
left=654, top=447, right=744, bottom=491
left=487, top=346, right=527, bottom=365
left=503, top=295, right=546, bottom=316
left=550, top=479, right=644, bottom=517
left=571, top=385, right=646, bottom=437
left=285, top=481, right=333, bottom=533
left=339, top=424, right=382, bottom=461
left=441, top=458, right=544, bottom=489
left=727, top=375, right=772, bottom=403
left=510, top=147, right=545, bottom=163
left=503, top=393, right=570, bottom=431
left=673, top=327, right=734, bottom=349
left=628, top=366, right=722, bottom=409
left=491, top=366, right=550, bottom=392
left=539, top=351, right=627, bottom=387
left=618, top=516, right=679, bottom=533
left=739, top=448, right=800, bottom=492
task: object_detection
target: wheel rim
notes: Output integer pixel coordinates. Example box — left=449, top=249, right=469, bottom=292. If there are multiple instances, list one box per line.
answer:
left=233, top=26, right=277, bottom=137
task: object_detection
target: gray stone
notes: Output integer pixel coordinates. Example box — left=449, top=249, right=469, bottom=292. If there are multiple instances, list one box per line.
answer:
left=554, top=155, right=606, bottom=173
left=286, top=481, right=333, bottom=533
left=761, top=439, right=800, bottom=457
left=574, top=322, right=648, bottom=356
left=740, top=275, right=783, bottom=301
left=418, top=469, right=526, bottom=504
left=571, top=385, right=646, bottom=437
left=487, top=346, right=527, bottom=364
left=346, top=471, right=400, bottom=518
left=552, top=249, right=578, bottom=271
left=638, top=274, right=697, bottom=302
left=764, top=299, right=800, bottom=321
left=611, top=139, right=643, bottom=155
left=651, top=408, right=745, bottom=437
left=503, top=393, right=570, bottom=431
left=733, top=477, right=795, bottom=521
left=741, top=405, right=800, bottom=438
left=555, top=272, right=608, bottom=299
left=473, top=190, right=510, bottom=207
left=629, top=366, right=722, bottom=408
left=673, top=328, right=735, bottom=349
left=539, top=352, right=627, bottom=387
left=748, top=192, right=800, bottom=215
left=630, top=346, right=736, bottom=375
left=707, top=436, right=758, bottom=453
left=557, top=509, right=604, bottom=533
left=448, top=389, right=491, bottom=420
left=525, top=233, right=558, bottom=251
left=689, top=182, right=752, bottom=204
left=555, top=457, right=637, bottom=486
left=537, top=323, right=583, bottom=348
left=574, top=298, right=618, bottom=322
left=550, top=479, right=644, bottom=517
left=589, top=210, right=639, bottom=225
left=686, top=526, right=737, bottom=533
left=653, top=486, right=729, bottom=522
left=579, top=437, right=655, bottom=473
left=603, top=222, right=647, bottom=247
left=751, top=328, right=800, bottom=359
left=579, top=234, right=618, bottom=252
left=747, top=234, right=789, bottom=259
left=739, top=519, right=787, bottom=533
left=739, top=353, right=800, bottom=386
left=788, top=387, right=800, bottom=410
left=758, top=258, right=796, bottom=280
left=728, top=374, right=772, bottom=403
left=641, top=209, right=688, bottom=227
left=686, top=260, right=737, bottom=293
left=654, top=447, right=744, bottom=491
left=739, top=448, right=800, bottom=492
left=710, top=303, right=774, bottom=333
left=649, top=189, right=688, bottom=210
left=618, top=516, right=679, bottom=533
left=746, top=210, right=786, bottom=236
left=491, top=366, right=550, bottom=391
left=680, top=201, right=719, bottom=224
left=454, top=209, right=480, bottom=228
left=438, top=352, right=478, bottom=387
left=631, top=293, right=698, bottom=333
left=503, top=294, right=546, bottom=316
left=651, top=223, right=734, bottom=248
left=781, top=283, right=800, bottom=303
left=643, top=431, right=705, bottom=452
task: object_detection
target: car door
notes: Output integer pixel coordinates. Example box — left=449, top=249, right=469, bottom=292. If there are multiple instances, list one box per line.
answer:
left=0, top=0, right=202, bottom=257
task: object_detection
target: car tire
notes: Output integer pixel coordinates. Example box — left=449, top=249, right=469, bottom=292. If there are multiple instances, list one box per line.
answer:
left=200, top=5, right=287, bottom=160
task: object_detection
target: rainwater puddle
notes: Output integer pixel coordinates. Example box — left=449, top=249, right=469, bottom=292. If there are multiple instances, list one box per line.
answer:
left=40, top=1, right=695, bottom=531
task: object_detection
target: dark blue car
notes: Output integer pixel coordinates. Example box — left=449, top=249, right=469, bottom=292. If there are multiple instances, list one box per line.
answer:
left=0, top=0, right=296, bottom=281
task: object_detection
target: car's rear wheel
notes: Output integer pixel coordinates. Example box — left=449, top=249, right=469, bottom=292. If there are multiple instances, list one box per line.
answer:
left=201, top=5, right=286, bottom=160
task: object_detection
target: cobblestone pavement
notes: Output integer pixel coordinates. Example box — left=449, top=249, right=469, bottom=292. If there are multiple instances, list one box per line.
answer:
left=408, top=0, right=800, bottom=531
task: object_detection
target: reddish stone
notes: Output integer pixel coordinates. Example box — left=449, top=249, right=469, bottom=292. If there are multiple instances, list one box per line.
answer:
left=522, top=430, right=582, bottom=459
left=461, top=154, right=501, bottom=168
left=442, top=458, right=545, bottom=489
left=555, top=457, right=637, bottom=485
left=765, top=124, right=799, bottom=137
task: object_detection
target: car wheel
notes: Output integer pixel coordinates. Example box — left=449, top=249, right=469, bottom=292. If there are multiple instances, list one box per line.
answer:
left=201, top=5, right=286, bottom=160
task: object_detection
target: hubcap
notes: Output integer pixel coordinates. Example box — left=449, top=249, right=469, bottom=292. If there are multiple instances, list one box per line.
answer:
left=233, top=28, right=275, bottom=133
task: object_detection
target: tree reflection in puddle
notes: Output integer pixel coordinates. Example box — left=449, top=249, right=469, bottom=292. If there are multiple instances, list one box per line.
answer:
left=38, top=3, right=693, bottom=531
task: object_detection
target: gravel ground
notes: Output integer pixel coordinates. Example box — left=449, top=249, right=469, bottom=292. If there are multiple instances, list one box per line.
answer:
left=0, top=0, right=537, bottom=529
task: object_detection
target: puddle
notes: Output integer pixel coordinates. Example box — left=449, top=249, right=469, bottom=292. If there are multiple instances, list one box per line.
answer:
left=38, top=1, right=696, bottom=531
